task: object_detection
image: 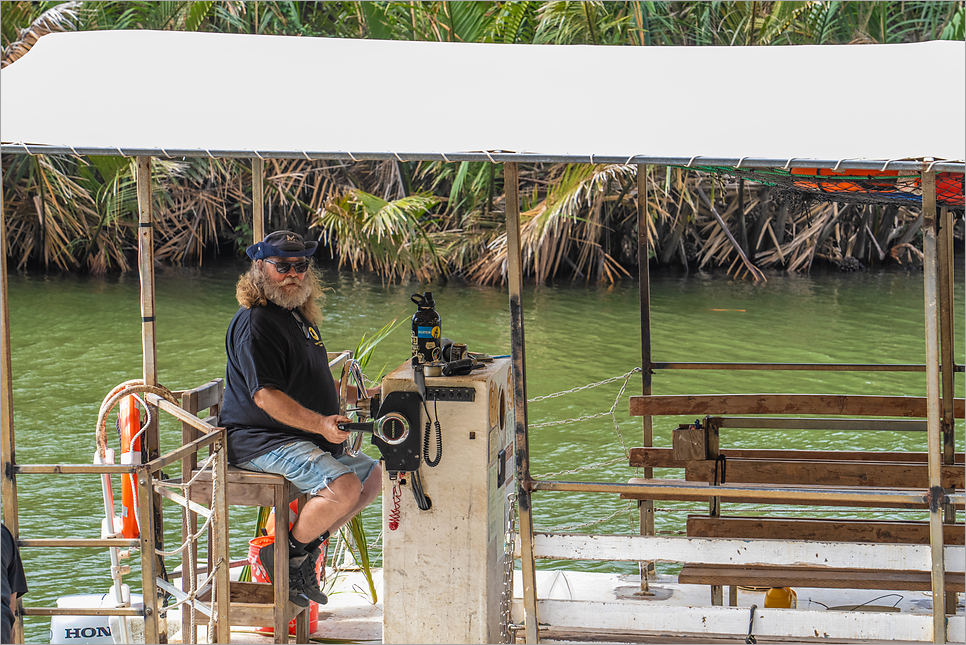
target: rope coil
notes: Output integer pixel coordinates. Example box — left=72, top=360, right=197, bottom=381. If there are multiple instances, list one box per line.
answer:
left=96, top=380, right=178, bottom=458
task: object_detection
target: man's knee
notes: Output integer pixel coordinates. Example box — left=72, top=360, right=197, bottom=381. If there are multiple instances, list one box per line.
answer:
left=317, top=473, right=363, bottom=507
left=366, top=462, right=382, bottom=487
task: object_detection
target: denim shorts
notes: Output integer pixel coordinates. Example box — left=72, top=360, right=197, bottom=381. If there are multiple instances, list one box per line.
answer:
left=236, top=441, right=378, bottom=496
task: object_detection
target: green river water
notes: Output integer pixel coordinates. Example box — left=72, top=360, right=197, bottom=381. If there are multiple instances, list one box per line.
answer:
left=4, top=259, right=964, bottom=642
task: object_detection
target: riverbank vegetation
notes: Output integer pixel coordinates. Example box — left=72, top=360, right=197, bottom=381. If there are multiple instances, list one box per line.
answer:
left=3, top=1, right=963, bottom=281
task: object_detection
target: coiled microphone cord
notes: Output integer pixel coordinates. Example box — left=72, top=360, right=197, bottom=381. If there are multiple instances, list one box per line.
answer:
left=422, top=396, right=442, bottom=467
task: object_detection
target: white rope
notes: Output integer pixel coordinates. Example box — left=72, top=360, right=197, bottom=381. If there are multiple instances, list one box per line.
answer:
left=148, top=446, right=221, bottom=643
left=207, top=453, right=220, bottom=640
left=155, top=453, right=216, bottom=490
left=154, top=511, right=214, bottom=558
left=154, top=453, right=217, bottom=557
left=880, top=158, right=900, bottom=172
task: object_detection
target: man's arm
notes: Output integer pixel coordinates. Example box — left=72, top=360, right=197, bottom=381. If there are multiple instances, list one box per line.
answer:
left=253, top=386, right=352, bottom=445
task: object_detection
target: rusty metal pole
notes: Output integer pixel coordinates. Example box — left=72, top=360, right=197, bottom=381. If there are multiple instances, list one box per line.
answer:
left=921, top=166, right=947, bottom=644
left=637, top=165, right=655, bottom=588
left=506, top=162, right=538, bottom=644
left=136, top=466, right=160, bottom=643
left=937, top=204, right=957, bottom=616
left=252, top=158, right=265, bottom=243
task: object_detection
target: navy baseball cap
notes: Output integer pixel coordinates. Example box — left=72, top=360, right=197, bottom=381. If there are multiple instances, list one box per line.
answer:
left=246, top=230, right=318, bottom=261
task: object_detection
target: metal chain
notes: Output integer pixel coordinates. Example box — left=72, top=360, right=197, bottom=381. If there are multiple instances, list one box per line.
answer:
left=528, top=410, right=612, bottom=429
left=536, top=456, right=626, bottom=480
left=527, top=367, right=641, bottom=402
left=501, top=492, right=517, bottom=645
left=531, top=368, right=640, bottom=475
left=534, top=500, right=636, bottom=533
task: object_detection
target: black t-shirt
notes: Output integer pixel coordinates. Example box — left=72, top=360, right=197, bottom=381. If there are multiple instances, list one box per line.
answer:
left=221, top=302, right=343, bottom=464
left=2, top=523, right=27, bottom=644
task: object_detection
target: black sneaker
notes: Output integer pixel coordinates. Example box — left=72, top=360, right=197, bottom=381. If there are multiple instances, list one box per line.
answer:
left=292, top=546, right=328, bottom=605
left=258, top=542, right=310, bottom=608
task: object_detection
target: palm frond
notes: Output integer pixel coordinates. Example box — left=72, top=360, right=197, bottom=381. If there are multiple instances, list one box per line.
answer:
left=1, top=1, right=82, bottom=68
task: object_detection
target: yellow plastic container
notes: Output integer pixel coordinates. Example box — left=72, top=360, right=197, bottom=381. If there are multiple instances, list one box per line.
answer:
left=764, top=586, right=797, bottom=608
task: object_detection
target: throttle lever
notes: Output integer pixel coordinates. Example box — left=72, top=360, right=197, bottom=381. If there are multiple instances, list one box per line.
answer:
left=338, top=422, right=374, bottom=433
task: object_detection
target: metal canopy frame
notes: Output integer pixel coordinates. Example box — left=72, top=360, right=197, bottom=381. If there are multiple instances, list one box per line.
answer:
left=1, top=145, right=963, bottom=175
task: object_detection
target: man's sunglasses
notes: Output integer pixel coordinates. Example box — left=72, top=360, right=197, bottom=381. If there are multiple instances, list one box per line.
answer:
left=265, top=259, right=311, bottom=274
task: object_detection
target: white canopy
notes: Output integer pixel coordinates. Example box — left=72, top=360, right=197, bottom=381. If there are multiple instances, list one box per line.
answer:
left=1, top=30, right=963, bottom=170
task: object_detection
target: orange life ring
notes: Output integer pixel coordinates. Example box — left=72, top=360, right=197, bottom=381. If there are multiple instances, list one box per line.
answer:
left=119, top=395, right=141, bottom=539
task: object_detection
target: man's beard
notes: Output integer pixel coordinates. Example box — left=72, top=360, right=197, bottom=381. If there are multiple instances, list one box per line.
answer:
left=256, top=269, right=312, bottom=310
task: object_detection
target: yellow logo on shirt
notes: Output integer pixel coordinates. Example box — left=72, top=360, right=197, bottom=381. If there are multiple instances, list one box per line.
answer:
left=308, top=327, right=324, bottom=347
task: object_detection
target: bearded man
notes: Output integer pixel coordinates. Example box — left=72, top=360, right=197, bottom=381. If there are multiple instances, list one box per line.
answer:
left=221, top=230, right=381, bottom=607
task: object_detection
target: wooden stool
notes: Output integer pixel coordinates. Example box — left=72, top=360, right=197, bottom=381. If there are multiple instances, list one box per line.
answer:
left=179, top=379, right=309, bottom=644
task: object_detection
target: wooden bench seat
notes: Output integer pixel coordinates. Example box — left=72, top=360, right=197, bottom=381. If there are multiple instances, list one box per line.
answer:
left=628, top=394, right=966, bottom=418
left=686, top=515, right=965, bottom=545
left=678, top=564, right=965, bottom=593
left=619, top=477, right=965, bottom=509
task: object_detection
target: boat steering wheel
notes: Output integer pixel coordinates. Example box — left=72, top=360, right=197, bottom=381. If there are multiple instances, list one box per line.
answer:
left=339, top=359, right=372, bottom=456
left=338, top=359, right=410, bottom=455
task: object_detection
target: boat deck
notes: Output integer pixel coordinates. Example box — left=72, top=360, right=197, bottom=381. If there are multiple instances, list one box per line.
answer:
left=167, top=568, right=963, bottom=644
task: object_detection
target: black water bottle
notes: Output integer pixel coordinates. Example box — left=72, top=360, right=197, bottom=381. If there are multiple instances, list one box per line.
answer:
left=411, top=292, right=441, bottom=364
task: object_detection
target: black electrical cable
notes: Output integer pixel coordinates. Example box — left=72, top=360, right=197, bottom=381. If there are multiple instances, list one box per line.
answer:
left=410, top=468, right=432, bottom=510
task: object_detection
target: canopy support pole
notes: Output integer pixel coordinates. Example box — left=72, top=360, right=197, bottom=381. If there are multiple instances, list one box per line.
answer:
left=637, top=165, right=655, bottom=587
left=921, top=165, right=947, bottom=644
left=507, top=161, right=538, bottom=644
left=0, top=162, right=24, bottom=645
left=253, top=158, right=265, bottom=242
left=937, top=203, right=957, bottom=616
left=136, top=156, right=164, bottom=644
